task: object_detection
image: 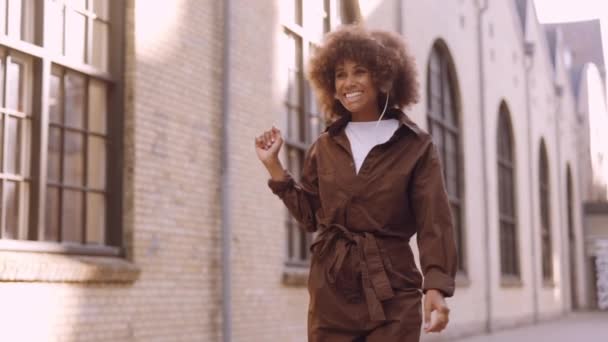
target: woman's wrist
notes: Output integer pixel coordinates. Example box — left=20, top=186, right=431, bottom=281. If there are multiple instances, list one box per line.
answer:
left=264, top=158, right=286, bottom=181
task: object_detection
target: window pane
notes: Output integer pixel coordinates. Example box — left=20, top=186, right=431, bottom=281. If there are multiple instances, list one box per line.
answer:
left=86, top=192, right=105, bottom=244
left=443, top=76, right=456, bottom=127
left=430, top=123, right=444, bottom=157
left=308, top=114, right=320, bottom=143
left=49, top=73, right=62, bottom=123
left=445, top=133, right=458, bottom=196
left=92, top=0, right=109, bottom=20
left=6, top=116, right=21, bottom=174
left=22, top=118, right=31, bottom=177
left=92, top=20, right=109, bottom=71
left=4, top=180, right=19, bottom=239
left=63, top=131, right=84, bottom=186
left=65, top=10, right=86, bottom=63
left=0, top=116, right=3, bottom=171
left=0, top=56, right=4, bottom=107
left=7, top=0, right=22, bottom=40
left=284, top=33, right=302, bottom=108
left=21, top=0, right=35, bottom=44
left=50, top=78, right=64, bottom=124
left=21, top=181, right=29, bottom=238
left=88, top=79, right=106, bottom=133
left=47, top=1, right=64, bottom=55
left=87, top=136, right=105, bottom=189
left=62, top=189, right=83, bottom=243
left=287, top=217, right=294, bottom=259
left=44, top=186, right=60, bottom=241
left=47, top=127, right=61, bottom=182
left=7, top=60, right=23, bottom=111
left=65, top=72, right=85, bottom=128
left=287, top=148, right=303, bottom=180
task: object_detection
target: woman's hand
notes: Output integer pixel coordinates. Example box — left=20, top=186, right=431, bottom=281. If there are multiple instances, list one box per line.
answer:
left=423, top=289, right=450, bottom=333
left=255, top=126, right=287, bottom=180
left=255, top=126, right=283, bottom=165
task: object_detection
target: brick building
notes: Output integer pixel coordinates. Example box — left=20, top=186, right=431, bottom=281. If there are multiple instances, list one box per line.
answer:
left=0, top=1, right=606, bottom=341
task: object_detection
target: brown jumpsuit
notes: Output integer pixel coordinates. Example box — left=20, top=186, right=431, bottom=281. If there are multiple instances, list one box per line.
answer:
left=268, top=109, right=458, bottom=342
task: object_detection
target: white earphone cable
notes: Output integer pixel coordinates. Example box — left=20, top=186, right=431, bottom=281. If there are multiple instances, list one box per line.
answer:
left=375, top=92, right=390, bottom=129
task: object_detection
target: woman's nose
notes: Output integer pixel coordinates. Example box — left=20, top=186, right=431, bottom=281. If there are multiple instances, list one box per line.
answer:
left=345, top=73, right=356, bottom=87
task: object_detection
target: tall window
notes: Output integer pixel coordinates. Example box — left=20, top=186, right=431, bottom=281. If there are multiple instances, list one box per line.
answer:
left=0, top=50, right=33, bottom=240
left=497, top=104, right=519, bottom=278
left=281, top=0, right=337, bottom=267
left=426, top=42, right=465, bottom=273
left=566, top=165, right=577, bottom=307
left=539, top=141, right=553, bottom=281
left=0, top=1, right=121, bottom=255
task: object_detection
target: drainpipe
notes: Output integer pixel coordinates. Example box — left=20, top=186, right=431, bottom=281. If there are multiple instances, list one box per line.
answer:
left=475, top=0, right=491, bottom=333
left=524, top=41, right=539, bottom=323
left=220, top=0, right=233, bottom=340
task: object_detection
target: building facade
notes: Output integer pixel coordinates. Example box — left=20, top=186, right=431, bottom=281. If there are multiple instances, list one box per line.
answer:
left=0, top=0, right=606, bottom=341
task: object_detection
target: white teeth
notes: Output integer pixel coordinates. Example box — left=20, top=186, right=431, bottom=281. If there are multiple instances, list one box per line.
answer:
left=345, top=91, right=362, bottom=99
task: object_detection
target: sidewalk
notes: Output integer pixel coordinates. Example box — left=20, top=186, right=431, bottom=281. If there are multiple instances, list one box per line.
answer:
left=454, top=312, right=608, bottom=342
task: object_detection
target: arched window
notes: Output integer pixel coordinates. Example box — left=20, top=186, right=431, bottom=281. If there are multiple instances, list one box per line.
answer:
left=426, top=41, right=465, bottom=272
left=497, top=104, right=519, bottom=277
left=566, top=165, right=577, bottom=307
left=539, top=140, right=553, bottom=281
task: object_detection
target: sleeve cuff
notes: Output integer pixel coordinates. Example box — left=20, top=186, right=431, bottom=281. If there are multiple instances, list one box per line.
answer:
left=267, top=171, right=294, bottom=196
left=422, top=267, right=456, bottom=297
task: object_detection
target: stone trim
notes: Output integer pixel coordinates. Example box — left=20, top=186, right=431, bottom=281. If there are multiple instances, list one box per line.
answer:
left=500, top=274, right=524, bottom=287
left=0, top=251, right=140, bottom=283
left=282, top=265, right=309, bottom=287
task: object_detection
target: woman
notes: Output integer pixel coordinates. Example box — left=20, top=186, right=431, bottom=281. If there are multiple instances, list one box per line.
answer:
left=255, top=25, right=457, bottom=341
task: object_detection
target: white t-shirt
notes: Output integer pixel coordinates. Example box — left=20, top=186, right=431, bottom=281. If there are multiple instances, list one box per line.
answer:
left=345, top=118, right=400, bottom=174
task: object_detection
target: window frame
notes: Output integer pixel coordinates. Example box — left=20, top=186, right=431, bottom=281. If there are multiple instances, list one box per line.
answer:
left=0, top=0, right=124, bottom=257
left=0, top=49, right=34, bottom=241
left=539, top=140, right=553, bottom=282
left=426, top=41, right=467, bottom=275
left=281, top=0, right=334, bottom=269
left=496, top=103, right=520, bottom=281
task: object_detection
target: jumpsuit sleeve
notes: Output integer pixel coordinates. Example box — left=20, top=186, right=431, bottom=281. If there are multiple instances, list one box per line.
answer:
left=410, top=141, right=458, bottom=297
left=267, top=141, right=321, bottom=233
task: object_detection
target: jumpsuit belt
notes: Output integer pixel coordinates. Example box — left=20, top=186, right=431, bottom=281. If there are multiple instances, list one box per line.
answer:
left=311, top=223, right=395, bottom=321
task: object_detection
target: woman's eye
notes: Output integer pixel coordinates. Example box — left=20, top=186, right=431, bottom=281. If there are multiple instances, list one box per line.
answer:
left=335, top=72, right=345, bottom=79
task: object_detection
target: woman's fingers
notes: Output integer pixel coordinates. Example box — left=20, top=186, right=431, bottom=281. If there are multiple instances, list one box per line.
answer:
left=265, top=131, right=273, bottom=148
left=255, top=136, right=264, bottom=149
left=271, top=126, right=280, bottom=138
left=255, top=127, right=283, bottom=151
left=427, top=311, right=449, bottom=333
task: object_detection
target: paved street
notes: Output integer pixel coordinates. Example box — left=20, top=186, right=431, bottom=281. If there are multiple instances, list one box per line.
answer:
left=455, top=312, right=608, bottom=342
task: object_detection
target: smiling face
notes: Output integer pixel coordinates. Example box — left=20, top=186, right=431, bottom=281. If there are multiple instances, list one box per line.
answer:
left=334, top=60, right=380, bottom=119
